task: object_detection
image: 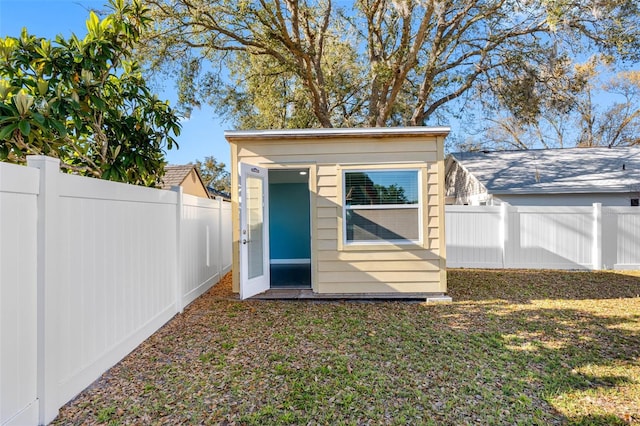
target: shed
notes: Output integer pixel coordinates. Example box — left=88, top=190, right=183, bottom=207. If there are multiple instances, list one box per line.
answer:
left=225, top=127, right=450, bottom=300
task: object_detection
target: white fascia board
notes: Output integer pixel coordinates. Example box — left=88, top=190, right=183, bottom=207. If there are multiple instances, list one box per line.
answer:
left=224, top=126, right=451, bottom=140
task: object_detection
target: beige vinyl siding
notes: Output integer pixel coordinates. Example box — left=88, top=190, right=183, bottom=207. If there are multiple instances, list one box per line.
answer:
left=316, top=217, right=337, bottom=229
left=319, top=281, right=440, bottom=293
left=237, top=138, right=437, bottom=157
left=228, top=130, right=447, bottom=295
left=318, top=259, right=440, bottom=271
left=231, top=142, right=240, bottom=292
left=437, top=135, right=448, bottom=286
left=316, top=250, right=440, bottom=261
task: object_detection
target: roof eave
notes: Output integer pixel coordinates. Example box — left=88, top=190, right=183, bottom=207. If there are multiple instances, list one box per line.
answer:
left=224, top=126, right=451, bottom=142
left=490, top=187, right=637, bottom=195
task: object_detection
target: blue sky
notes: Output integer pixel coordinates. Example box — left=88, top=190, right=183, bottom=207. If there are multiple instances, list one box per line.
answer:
left=0, top=0, right=232, bottom=169
left=3, top=1, right=638, bottom=164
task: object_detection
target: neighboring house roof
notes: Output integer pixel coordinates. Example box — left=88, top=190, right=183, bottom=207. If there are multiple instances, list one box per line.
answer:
left=207, top=187, right=231, bottom=200
left=161, top=165, right=194, bottom=190
left=161, top=165, right=210, bottom=198
left=449, top=146, right=640, bottom=195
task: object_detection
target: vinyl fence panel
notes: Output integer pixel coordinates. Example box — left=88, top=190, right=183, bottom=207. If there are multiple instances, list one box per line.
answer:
left=606, top=207, right=640, bottom=269
left=0, top=157, right=232, bottom=426
left=53, top=172, right=179, bottom=412
left=445, top=206, right=502, bottom=268
left=180, top=193, right=223, bottom=308
left=221, top=200, right=233, bottom=274
left=446, top=204, right=640, bottom=270
left=0, top=163, right=39, bottom=426
left=507, top=207, right=593, bottom=269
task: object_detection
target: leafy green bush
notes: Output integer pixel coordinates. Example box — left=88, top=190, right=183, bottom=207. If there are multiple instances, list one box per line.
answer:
left=0, top=0, right=180, bottom=186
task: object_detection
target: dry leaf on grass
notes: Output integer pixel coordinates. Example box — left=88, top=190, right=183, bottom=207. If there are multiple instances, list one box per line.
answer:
left=54, top=270, right=640, bottom=425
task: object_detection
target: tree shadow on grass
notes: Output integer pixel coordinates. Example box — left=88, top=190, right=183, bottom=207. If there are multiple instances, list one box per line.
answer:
left=571, top=414, right=636, bottom=425
left=447, top=268, right=640, bottom=302
left=421, top=298, right=640, bottom=425
left=51, top=271, right=640, bottom=425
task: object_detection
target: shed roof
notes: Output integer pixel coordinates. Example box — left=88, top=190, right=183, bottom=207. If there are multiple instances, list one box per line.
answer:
left=450, top=146, right=640, bottom=195
left=225, top=126, right=450, bottom=141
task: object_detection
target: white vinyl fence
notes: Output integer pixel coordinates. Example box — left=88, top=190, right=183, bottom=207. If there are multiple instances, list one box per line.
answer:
left=0, top=157, right=232, bottom=426
left=446, top=204, right=640, bottom=270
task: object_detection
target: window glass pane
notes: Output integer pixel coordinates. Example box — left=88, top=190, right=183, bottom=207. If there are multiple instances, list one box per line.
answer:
left=346, top=208, right=419, bottom=241
left=345, top=170, right=418, bottom=206
left=246, top=176, right=264, bottom=278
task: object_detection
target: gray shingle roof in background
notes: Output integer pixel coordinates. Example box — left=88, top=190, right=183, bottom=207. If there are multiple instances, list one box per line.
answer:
left=450, top=146, right=640, bottom=194
left=161, top=165, right=194, bottom=190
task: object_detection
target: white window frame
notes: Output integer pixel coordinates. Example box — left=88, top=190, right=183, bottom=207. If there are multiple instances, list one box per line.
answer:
left=342, top=168, right=423, bottom=246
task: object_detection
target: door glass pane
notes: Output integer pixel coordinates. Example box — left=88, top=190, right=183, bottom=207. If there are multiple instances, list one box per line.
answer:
left=246, top=175, right=264, bottom=279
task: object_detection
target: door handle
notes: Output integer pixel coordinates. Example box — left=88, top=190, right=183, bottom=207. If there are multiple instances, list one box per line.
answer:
left=242, top=239, right=250, bottom=244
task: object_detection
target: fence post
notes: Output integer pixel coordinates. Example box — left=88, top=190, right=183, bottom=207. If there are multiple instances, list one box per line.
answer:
left=592, top=203, right=602, bottom=270
left=173, top=186, right=184, bottom=313
left=26, top=155, right=61, bottom=425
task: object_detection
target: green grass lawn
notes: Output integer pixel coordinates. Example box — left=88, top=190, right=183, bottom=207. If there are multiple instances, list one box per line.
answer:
left=55, top=270, right=640, bottom=425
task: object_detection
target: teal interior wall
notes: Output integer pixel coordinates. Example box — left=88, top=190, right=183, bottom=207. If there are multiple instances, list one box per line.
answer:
left=269, top=183, right=311, bottom=260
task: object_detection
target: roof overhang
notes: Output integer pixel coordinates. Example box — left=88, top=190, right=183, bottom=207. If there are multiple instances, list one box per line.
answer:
left=491, top=187, right=637, bottom=195
left=224, top=127, right=451, bottom=142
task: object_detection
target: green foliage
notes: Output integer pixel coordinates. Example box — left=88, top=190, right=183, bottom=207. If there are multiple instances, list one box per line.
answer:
left=139, top=0, right=640, bottom=130
left=345, top=171, right=414, bottom=205
left=373, top=184, right=410, bottom=204
left=470, top=64, right=640, bottom=151
left=0, top=0, right=181, bottom=186
left=194, top=155, right=230, bottom=193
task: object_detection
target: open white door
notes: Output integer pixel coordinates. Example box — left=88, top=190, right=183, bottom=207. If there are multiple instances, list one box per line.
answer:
left=240, top=163, right=270, bottom=299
